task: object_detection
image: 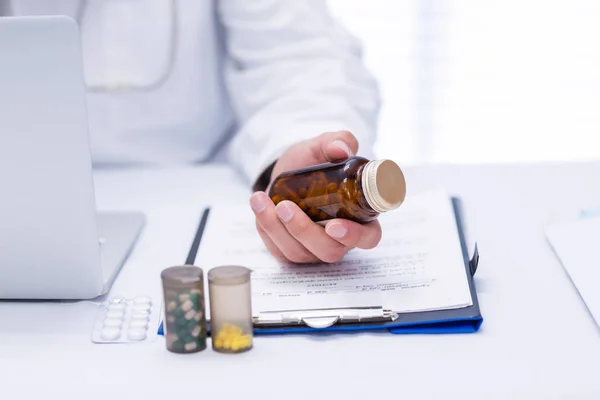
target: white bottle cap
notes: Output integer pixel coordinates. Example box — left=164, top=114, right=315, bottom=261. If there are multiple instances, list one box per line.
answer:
left=361, top=159, right=407, bottom=213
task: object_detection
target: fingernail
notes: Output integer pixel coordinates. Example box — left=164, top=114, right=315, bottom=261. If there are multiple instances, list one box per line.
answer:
left=276, top=202, right=294, bottom=223
left=331, top=140, right=353, bottom=157
left=250, top=193, right=266, bottom=213
left=326, top=222, right=347, bottom=239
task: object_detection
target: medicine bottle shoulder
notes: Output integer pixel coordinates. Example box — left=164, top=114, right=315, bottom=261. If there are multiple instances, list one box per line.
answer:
left=276, top=156, right=367, bottom=177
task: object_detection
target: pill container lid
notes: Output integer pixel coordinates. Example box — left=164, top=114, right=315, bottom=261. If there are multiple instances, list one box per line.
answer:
left=208, top=266, right=251, bottom=286
left=362, top=159, right=407, bottom=213
left=161, top=265, right=203, bottom=286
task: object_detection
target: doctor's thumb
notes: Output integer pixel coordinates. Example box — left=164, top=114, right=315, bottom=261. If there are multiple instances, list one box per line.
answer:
left=318, top=130, right=360, bottom=162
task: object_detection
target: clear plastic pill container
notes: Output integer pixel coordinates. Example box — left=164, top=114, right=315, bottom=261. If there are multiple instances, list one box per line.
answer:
left=161, top=265, right=207, bottom=354
left=208, top=266, right=253, bottom=354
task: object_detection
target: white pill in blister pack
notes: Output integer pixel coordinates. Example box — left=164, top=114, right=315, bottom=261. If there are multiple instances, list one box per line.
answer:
left=134, top=296, right=152, bottom=305
left=108, top=303, right=127, bottom=311
left=91, top=296, right=162, bottom=344
left=133, top=304, right=151, bottom=312
left=130, top=319, right=148, bottom=329
left=131, top=311, right=150, bottom=320
left=106, top=310, right=125, bottom=319
left=128, top=328, right=147, bottom=341
left=101, top=327, right=121, bottom=341
left=104, top=318, right=123, bottom=328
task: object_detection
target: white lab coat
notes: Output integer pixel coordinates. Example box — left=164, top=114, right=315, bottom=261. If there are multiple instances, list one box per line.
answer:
left=4, top=0, right=380, bottom=186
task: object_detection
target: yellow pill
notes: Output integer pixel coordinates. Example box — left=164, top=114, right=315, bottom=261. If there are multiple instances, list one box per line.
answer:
left=221, top=323, right=233, bottom=331
left=231, top=342, right=240, bottom=351
left=214, top=338, right=223, bottom=348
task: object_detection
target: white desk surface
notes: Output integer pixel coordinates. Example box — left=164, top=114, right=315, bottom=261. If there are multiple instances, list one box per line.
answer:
left=2, top=161, right=600, bottom=399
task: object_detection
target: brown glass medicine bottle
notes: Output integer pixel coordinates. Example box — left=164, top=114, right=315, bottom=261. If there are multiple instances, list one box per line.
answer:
left=268, top=156, right=406, bottom=223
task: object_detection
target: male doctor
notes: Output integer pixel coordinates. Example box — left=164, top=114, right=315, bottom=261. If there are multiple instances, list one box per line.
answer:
left=4, top=0, right=383, bottom=264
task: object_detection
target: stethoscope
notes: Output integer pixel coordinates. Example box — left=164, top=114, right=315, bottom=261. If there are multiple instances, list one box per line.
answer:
left=74, top=0, right=178, bottom=93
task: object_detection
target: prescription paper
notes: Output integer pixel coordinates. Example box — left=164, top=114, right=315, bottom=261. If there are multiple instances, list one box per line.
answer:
left=195, top=189, right=473, bottom=318
left=546, top=215, right=600, bottom=330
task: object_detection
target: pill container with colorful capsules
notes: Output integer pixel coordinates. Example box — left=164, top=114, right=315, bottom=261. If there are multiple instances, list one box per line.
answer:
left=208, top=265, right=253, bottom=354
left=161, top=265, right=208, bottom=354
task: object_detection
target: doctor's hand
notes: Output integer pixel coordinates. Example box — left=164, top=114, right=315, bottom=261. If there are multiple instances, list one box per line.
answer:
left=249, top=130, right=382, bottom=264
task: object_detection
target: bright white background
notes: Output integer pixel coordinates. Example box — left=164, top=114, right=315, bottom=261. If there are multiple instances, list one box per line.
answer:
left=327, top=0, right=600, bottom=166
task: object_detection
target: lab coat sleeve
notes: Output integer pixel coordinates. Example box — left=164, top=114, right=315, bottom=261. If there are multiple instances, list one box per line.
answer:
left=217, top=0, right=381, bottom=188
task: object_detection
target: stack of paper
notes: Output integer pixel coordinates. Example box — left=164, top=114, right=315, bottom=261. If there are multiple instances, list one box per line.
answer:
left=195, top=190, right=474, bottom=319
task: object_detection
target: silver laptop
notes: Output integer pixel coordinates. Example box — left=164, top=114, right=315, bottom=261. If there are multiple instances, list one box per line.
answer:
left=0, top=15, right=145, bottom=300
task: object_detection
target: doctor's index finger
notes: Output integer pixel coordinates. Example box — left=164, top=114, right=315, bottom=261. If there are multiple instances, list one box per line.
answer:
left=274, top=200, right=349, bottom=264
left=250, top=192, right=319, bottom=263
left=254, top=220, right=288, bottom=263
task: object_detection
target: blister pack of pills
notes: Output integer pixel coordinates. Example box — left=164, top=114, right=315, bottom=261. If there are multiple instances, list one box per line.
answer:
left=91, top=295, right=163, bottom=344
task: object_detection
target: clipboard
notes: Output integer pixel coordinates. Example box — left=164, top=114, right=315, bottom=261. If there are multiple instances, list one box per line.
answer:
left=158, top=196, right=483, bottom=336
